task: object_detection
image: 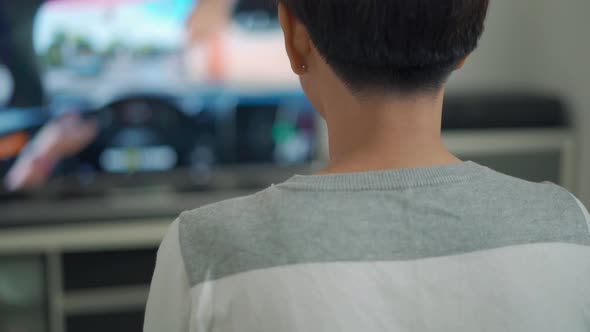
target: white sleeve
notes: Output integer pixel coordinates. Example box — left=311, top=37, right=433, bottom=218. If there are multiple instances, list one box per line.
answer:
left=571, top=195, right=590, bottom=235
left=144, top=219, right=192, bottom=332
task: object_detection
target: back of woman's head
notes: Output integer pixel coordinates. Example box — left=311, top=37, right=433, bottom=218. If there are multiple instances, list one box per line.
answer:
left=278, top=0, right=490, bottom=94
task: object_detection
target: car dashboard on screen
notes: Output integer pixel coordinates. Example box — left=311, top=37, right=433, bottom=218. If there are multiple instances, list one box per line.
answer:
left=0, top=0, right=316, bottom=196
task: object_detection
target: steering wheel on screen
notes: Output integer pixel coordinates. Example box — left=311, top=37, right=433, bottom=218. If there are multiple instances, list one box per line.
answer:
left=5, top=95, right=212, bottom=191
left=0, top=64, right=13, bottom=107
left=71, top=95, right=207, bottom=175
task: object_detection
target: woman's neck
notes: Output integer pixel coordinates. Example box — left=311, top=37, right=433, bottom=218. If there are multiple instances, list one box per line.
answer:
left=319, top=89, right=460, bottom=175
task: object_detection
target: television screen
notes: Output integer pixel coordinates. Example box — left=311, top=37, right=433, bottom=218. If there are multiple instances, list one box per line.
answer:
left=34, top=0, right=299, bottom=99
left=0, top=0, right=316, bottom=195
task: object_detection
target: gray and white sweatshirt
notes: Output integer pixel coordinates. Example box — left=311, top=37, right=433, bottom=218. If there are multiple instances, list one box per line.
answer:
left=144, top=162, right=590, bottom=332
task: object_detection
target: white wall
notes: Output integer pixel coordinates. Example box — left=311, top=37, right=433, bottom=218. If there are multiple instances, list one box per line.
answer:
left=526, top=0, right=590, bottom=205
left=448, top=1, right=537, bottom=91
left=447, top=0, right=590, bottom=205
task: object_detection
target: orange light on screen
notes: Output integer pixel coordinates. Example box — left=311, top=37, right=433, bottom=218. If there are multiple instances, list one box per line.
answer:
left=0, top=132, right=29, bottom=160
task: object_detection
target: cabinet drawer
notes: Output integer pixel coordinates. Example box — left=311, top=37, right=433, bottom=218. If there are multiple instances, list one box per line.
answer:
left=63, top=249, right=157, bottom=291
left=66, top=310, right=144, bottom=332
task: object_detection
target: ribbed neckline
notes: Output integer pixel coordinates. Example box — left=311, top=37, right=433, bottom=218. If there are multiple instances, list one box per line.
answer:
left=278, top=161, right=489, bottom=191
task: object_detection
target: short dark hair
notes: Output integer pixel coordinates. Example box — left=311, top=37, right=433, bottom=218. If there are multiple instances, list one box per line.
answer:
left=279, top=0, right=490, bottom=93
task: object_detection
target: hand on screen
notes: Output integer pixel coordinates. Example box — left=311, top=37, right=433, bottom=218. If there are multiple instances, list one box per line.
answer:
left=5, top=113, right=98, bottom=191
left=186, top=0, right=234, bottom=45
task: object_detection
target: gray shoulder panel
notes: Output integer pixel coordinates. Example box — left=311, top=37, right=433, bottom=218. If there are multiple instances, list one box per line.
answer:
left=179, top=175, right=590, bottom=286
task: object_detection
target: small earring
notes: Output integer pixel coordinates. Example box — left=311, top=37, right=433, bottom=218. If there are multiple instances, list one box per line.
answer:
left=300, top=64, right=307, bottom=71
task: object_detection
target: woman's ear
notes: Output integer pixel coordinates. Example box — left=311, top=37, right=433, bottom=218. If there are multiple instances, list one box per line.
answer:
left=278, top=2, right=311, bottom=75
